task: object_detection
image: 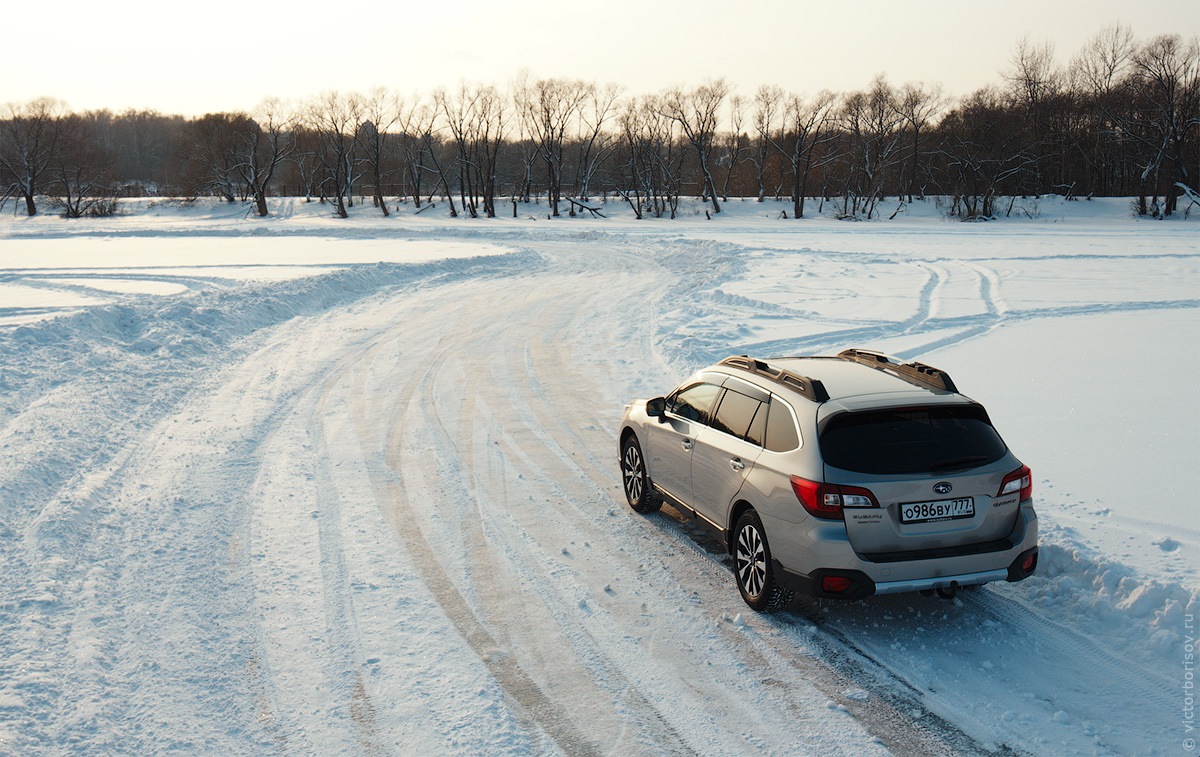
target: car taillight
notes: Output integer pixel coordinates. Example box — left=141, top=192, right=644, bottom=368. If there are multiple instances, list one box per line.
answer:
left=997, top=465, right=1033, bottom=501
left=822, top=576, right=853, bottom=593
left=790, top=476, right=879, bottom=520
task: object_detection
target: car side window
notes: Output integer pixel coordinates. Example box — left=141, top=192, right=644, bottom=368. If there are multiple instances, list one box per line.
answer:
left=745, top=401, right=767, bottom=447
left=666, top=382, right=723, bottom=425
left=711, top=388, right=764, bottom=443
left=765, top=399, right=801, bottom=452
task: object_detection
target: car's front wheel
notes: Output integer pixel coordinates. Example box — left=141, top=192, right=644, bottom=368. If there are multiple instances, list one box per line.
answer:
left=621, top=435, right=661, bottom=514
left=733, top=509, right=792, bottom=611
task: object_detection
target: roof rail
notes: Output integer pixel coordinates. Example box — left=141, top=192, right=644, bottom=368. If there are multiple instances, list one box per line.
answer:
left=717, top=355, right=830, bottom=403
left=836, top=348, right=959, bottom=393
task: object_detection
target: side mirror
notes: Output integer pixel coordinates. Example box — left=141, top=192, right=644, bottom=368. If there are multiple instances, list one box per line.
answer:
left=646, top=397, right=667, bottom=421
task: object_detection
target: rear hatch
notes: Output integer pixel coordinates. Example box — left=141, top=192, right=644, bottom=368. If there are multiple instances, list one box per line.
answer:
left=819, top=403, right=1024, bottom=557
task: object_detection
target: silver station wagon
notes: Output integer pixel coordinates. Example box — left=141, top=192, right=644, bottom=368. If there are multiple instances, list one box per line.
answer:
left=618, top=349, right=1038, bottom=611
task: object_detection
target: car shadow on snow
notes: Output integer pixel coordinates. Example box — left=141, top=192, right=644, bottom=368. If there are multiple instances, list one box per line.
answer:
left=652, top=500, right=979, bottom=614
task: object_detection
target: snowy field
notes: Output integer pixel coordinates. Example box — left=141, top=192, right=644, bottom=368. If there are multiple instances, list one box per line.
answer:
left=0, top=196, right=1196, bottom=754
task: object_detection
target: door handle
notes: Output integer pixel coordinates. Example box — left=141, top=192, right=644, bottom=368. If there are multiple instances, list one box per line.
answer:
left=729, top=458, right=745, bottom=471
left=681, top=439, right=694, bottom=451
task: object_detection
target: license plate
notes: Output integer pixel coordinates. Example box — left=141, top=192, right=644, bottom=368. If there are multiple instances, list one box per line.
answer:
left=899, top=497, right=975, bottom=524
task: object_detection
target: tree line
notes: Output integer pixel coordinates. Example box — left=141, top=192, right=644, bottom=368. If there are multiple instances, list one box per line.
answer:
left=2, top=26, right=1196, bottom=221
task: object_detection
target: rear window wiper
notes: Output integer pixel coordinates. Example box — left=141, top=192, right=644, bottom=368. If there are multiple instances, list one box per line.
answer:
left=930, top=455, right=990, bottom=471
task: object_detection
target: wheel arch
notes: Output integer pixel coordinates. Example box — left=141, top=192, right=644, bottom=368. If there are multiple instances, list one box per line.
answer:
left=727, top=499, right=756, bottom=554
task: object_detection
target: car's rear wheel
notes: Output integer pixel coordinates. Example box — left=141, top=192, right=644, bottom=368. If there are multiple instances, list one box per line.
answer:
left=733, top=509, right=792, bottom=611
left=621, top=435, right=661, bottom=514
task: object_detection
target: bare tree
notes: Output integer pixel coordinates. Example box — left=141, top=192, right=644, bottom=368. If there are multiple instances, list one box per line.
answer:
left=471, top=86, right=507, bottom=218
left=937, top=87, right=1041, bottom=219
left=396, top=98, right=436, bottom=207
left=186, top=107, right=291, bottom=213
left=1129, top=34, right=1199, bottom=215
left=238, top=99, right=295, bottom=217
left=437, top=84, right=507, bottom=218
left=436, top=86, right=474, bottom=216
left=749, top=86, right=782, bottom=202
left=305, top=91, right=362, bottom=218
left=48, top=113, right=116, bottom=218
left=517, top=77, right=589, bottom=216
left=183, top=111, right=250, bottom=201
left=0, top=97, right=67, bottom=216
left=718, top=95, right=747, bottom=201
left=358, top=87, right=401, bottom=216
left=509, top=71, right=540, bottom=204
left=1074, top=24, right=1136, bottom=97
left=659, top=79, right=730, bottom=214
left=1070, top=24, right=1138, bottom=197
left=574, top=82, right=621, bottom=201
left=418, top=109, right=457, bottom=217
left=1072, top=29, right=1199, bottom=214
left=895, top=82, right=944, bottom=201
left=617, top=95, right=686, bottom=219
left=289, top=126, right=321, bottom=202
left=841, top=76, right=904, bottom=219
left=760, top=89, right=839, bottom=219
left=1003, top=37, right=1063, bottom=192
left=1005, top=37, right=1060, bottom=115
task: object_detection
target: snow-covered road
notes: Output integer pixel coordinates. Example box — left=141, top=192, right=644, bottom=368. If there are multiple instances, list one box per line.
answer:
left=1, top=199, right=1196, bottom=754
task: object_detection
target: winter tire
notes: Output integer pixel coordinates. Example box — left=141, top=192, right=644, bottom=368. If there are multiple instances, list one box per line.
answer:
left=621, top=435, right=661, bottom=514
left=733, top=509, right=792, bottom=611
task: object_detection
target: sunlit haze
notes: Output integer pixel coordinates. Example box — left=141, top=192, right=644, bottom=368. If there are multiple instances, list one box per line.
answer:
left=4, top=0, right=1198, bottom=115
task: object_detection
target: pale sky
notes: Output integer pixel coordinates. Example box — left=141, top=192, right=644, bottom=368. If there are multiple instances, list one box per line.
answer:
left=3, top=0, right=1197, bottom=116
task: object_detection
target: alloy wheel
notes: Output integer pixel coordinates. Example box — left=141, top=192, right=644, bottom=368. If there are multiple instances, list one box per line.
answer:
left=622, top=444, right=644, bottom=504
left=736, top=524, right=766, bottom=598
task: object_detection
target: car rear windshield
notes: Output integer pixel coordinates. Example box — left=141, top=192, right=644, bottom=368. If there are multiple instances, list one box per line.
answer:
left=819, top=404, right=1007, bottom=475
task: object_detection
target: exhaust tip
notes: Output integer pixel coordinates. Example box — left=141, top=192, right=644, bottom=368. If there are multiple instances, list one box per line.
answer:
left=936, top=580, right=960, bottom=600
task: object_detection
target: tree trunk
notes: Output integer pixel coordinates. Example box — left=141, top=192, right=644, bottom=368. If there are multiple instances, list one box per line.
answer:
left=907, top=128, right=920, bottom=202
left=699, top=153, right=721, bottom=214
left=792, top=166, right=802, bottom=219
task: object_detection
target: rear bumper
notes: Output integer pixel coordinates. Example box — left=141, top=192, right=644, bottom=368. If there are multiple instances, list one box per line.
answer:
left=775, top=547, right=1038, bottom=599
left=771, top=503, right=1039, bottom=599
left=874, top=567, right=1009, bottom=595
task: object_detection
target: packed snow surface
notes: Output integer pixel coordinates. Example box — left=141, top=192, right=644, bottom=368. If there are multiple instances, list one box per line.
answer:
left=0, top=196, right=1196, bottom=754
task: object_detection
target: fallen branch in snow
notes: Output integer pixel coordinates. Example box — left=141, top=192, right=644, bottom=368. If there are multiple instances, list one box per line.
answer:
left=564, top=197, right=606, bottom=218
left=415, top=202, right=437, bottom=215
left=1175, top=182, right=1199, bottom=218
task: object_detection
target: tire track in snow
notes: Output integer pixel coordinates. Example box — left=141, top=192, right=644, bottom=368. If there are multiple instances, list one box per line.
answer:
left=374, top=283, right=704, bottom=754
left=970, top=586, right=1177, bottom=696
left=736, top=251, right=1197, bottom=363
left=907, top=262, right=947, bottom=327
left=967, top=262, right=1007, bottom=317
left=894, top=261, right=1004, bottom=359
left=357, top=344, right=603, bottom=757
left=476, top=285, right=711, bottom=754
left=310, top=375, right=383, bottom=754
